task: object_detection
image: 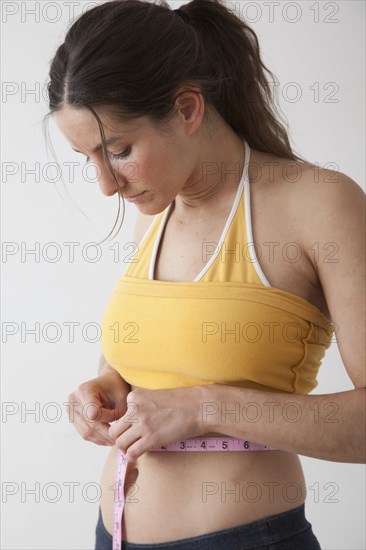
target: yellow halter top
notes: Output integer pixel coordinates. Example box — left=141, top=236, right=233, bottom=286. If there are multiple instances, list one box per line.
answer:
left=101, top=141, right=334, bottom=394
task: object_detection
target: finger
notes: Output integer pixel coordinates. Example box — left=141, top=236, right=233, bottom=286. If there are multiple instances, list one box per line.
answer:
left=75, top=412, right=115, bottom=445
left=81, top=420, right=115, bottom=445
left=115, top=427, right=141, bottom=456
left=122, top=437, right=151, bottom=462
left=99, top=406, right=125, bottom=424
left=93, top=422, right=116, bottom=445
left=82, top=397, right=127, bottom=427
left=109, top=414, right=132, bottom=439
left=64, top=397, right=84, bottom=422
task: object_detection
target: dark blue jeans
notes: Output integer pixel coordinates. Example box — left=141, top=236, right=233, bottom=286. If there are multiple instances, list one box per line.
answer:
left=94, top=503, right=321, bottom=549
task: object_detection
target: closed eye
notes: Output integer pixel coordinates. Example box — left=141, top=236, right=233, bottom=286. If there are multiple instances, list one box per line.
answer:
left=84, top=146, right=131, bottom=165
left=111, top=146, right=131, bottom=161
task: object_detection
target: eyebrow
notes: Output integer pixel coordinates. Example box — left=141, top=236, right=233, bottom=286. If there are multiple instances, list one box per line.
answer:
left=71, top=136, right=123, bottom=154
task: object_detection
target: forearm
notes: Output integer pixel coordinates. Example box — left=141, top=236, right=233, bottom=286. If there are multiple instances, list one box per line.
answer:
left=198, top=385, right=366, bottom=464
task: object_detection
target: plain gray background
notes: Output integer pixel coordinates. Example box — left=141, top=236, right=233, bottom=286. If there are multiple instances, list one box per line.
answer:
left=1, top=1, right=365, bottom=549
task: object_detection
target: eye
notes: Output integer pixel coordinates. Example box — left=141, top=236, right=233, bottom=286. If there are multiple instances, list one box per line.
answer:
left=83, top=147, right=131, bottom=165
left=111, top=146, right=131, bottom=161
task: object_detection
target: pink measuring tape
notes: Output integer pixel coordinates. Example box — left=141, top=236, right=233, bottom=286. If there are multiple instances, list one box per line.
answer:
left=112, top=437, right=275, bottom=549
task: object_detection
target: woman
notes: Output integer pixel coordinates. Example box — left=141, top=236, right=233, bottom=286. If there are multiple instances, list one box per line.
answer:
left=45, top=1, right=365, bottom=549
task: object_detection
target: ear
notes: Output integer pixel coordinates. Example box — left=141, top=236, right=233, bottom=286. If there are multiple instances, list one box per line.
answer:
left=174, top=88, right=205, bottom=135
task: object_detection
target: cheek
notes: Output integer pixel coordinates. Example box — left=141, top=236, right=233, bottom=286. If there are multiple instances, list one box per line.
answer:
left=133, top=145, right=181, bottom=200
left=136, top=152, right=169, bottom=187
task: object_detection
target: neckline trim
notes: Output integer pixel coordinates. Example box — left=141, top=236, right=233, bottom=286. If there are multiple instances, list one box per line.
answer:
left=243, top=161, right=272, bottom=287
left=148, top=140, right=251, bottom=282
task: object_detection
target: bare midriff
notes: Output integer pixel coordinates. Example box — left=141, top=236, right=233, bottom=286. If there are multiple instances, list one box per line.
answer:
left=99, top=424, right=306, bottom=543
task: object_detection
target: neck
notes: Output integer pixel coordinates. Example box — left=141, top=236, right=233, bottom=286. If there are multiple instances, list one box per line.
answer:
left=173, top=128, right=246, bottom=222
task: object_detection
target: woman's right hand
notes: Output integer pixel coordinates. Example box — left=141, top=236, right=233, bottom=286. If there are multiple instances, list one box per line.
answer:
left=65, top=367, right=131, bottom=446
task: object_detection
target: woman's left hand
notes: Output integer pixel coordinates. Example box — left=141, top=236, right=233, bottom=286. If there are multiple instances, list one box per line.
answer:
left=108, top=386, right=205, bottom=462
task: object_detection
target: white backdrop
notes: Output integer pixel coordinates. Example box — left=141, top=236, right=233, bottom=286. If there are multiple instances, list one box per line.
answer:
left=1, top=1, right=365, bottom=549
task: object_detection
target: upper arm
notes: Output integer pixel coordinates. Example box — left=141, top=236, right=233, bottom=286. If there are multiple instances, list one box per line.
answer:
left=133, top=210, right=155, bottom=244
left=299, top=170, right=365, bottom=389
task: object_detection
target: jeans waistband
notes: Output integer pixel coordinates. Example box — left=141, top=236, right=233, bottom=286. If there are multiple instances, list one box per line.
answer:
left=119, top=504, right=310, bottom=549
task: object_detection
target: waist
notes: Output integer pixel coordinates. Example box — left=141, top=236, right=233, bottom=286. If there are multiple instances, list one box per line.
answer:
left=103, top=445, right=306, bottom=501
left=122, top=445, right=303, bottom=489
left=100, top=445, right=306, bottom=543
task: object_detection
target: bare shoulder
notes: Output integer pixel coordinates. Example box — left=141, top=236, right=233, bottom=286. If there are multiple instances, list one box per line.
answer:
left=250, top=150, right=364, bottom=316
left=285, top=163, right=364, bottom=208
left=284, top=165, right=365, bottom=239
left=284, top=164, right=365, bottom=279
left=133, top=210, right=156, bottom=244
left=250, top=149, right=364, bottom=244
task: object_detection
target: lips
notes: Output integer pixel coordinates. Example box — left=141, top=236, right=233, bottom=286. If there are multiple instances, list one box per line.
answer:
left=125, top=191, right=144, bottom=199
left=124, top=191, right=146, bottom=201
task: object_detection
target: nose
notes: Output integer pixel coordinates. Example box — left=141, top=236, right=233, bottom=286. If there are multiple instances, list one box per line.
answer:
left=97, top=161, right=126, bottom=197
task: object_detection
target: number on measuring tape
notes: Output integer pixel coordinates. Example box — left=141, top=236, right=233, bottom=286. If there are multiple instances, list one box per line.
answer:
left=112, top=439, right=275, bottom=550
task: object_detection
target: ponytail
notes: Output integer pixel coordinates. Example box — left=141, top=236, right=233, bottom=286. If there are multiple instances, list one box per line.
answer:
left=182, top=0, right=303, bottom=161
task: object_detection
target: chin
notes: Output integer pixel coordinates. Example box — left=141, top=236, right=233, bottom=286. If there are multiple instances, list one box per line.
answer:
left=136, top=200, right=169, bottom=217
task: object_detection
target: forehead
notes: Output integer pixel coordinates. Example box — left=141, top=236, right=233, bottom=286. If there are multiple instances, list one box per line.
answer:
left=53, top=105, right=146, bottom=150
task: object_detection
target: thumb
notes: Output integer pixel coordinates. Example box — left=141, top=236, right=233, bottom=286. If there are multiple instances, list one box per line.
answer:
left=98, top=405, right=126, bottom=423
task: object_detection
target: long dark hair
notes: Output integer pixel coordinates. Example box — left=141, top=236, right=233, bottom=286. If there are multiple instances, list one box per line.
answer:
left=44, top=0, right=306, bottom=244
